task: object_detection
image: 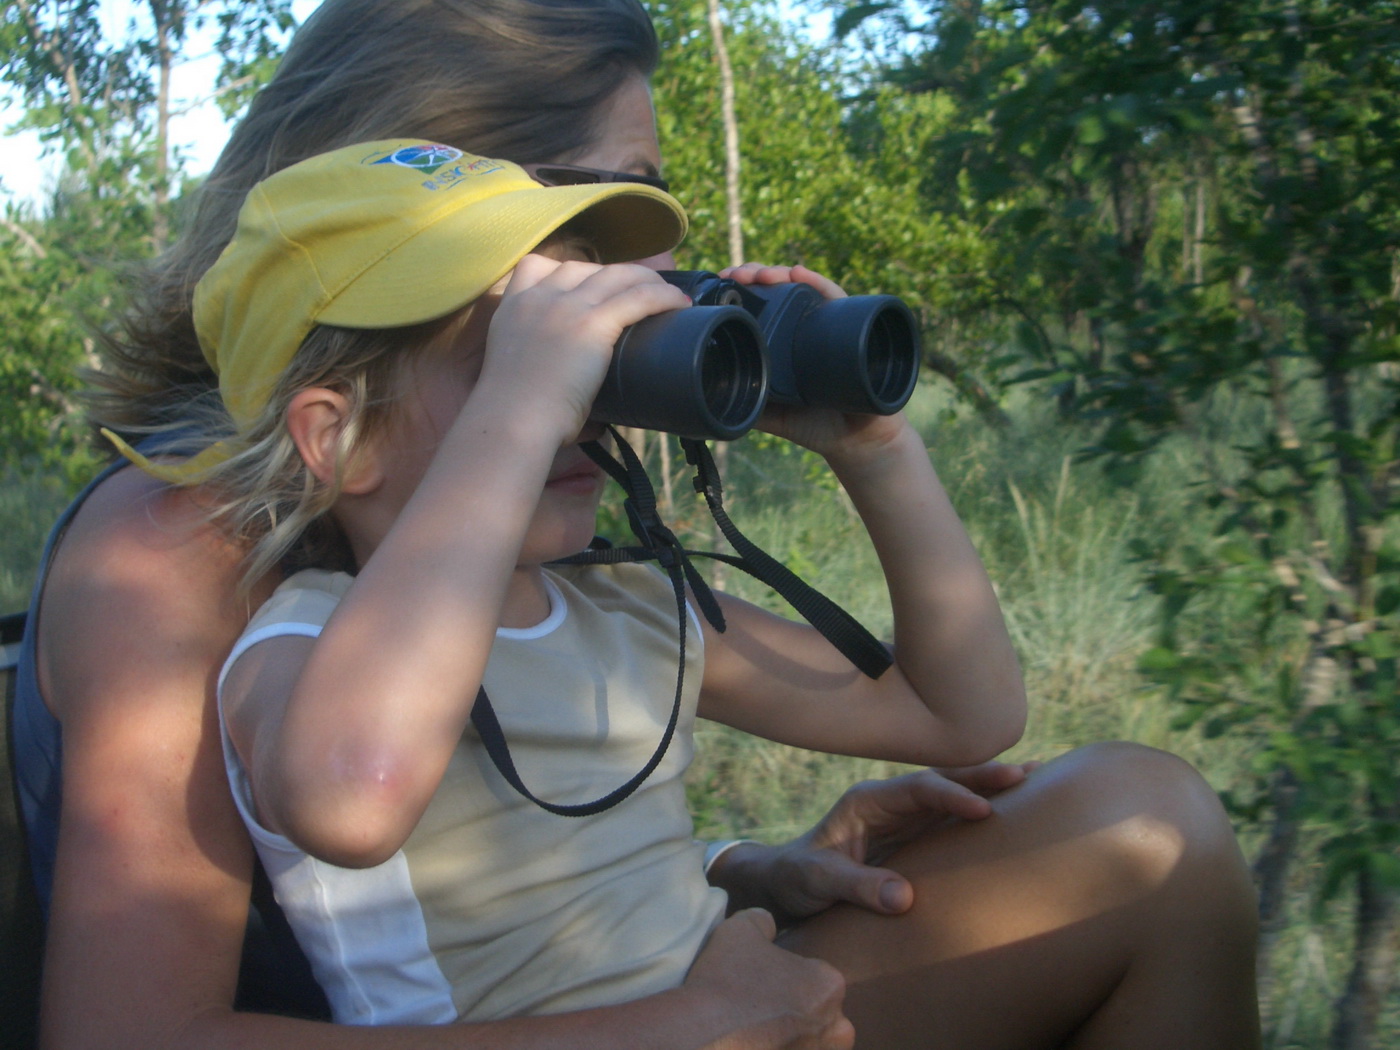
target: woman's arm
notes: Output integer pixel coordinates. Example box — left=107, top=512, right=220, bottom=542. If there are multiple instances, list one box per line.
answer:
left=699, top=416, right=1025, bottom=767
left=37, top=469, right=275, bottom=1049
left=36, top=470, right=852, bottom=1050
left=704, top=763, right=1034, bottom=925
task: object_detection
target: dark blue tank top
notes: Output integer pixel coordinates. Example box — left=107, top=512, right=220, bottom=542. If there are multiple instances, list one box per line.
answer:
left=13, top=456, right=122, bottom=912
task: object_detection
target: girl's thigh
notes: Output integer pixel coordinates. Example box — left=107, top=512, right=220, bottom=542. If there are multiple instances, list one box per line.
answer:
left=777, top=742, right=1261, bottom=1050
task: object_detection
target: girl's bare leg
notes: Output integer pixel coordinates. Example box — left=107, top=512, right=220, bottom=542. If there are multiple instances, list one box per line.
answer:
left=780, top=742, right=1261, bottom=1050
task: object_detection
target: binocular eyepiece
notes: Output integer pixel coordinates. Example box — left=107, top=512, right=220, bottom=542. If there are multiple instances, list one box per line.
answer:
left=591, top=271, right=923, bottom=440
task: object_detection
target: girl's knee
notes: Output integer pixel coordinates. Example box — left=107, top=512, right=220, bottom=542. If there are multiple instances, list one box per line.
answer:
left=1024, top=742, right=1245, bottom=880
left=1041, top=741, right=1224, bottom=820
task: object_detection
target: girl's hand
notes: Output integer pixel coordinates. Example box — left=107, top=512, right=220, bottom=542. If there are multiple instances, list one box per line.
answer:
left=718, top=262, right=847, bottom=302
left=717, top=262, right=912, bottom=464
left=477, top=254, right=690, bottom=446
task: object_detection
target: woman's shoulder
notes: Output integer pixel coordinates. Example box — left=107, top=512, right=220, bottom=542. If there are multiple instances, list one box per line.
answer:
left=36, top=467, right=270, bottom=718
left=46, top=468, right=259, bottom=617
left=57, top=466, right=246, bottom=580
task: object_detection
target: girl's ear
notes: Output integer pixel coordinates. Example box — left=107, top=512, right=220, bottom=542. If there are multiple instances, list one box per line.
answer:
left=285, top=387, right=384, bottom=495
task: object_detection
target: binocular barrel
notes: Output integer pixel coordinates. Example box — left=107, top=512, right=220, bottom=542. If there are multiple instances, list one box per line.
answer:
left=595, top=304, right=768, bottom=440
left=589, top=271, right=923, bottom=441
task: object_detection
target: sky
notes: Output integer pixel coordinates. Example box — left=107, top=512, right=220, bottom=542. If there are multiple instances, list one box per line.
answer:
left=0, top=0, right=320, bottom=204
left=0, top=0, right=833, bottom=208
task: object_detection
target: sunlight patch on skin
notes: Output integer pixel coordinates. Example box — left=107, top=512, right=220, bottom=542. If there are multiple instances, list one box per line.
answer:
left=783, top=807, right=1189, bottom=981
left=923, top=812, right=1186, bottom=965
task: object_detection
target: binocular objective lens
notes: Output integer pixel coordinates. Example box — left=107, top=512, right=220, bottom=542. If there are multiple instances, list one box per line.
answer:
left=701, top=330, right=742, bottom=421
left=697, top=320, right=765, bottom=433
left=866, top=310, right=910, bottom=404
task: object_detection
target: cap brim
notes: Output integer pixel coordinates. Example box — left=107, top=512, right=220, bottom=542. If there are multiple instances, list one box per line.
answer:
left=319, top=180, right=686, bottom=330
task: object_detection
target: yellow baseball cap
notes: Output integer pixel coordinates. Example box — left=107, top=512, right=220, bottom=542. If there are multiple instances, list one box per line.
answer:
left=106, top=140, right=688, bottom=482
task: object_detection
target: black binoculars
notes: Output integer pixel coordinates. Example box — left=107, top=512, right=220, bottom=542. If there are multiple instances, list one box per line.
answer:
left=590, top=271, right=923, bottom=440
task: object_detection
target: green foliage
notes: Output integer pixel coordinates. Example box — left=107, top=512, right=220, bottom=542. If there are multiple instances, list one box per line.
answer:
left=649, top=0, right=1011, bottom=398
left=0, top=0, right=295, bottom=483
left=211, top=3, right=298, bottom=118
left=0, top=204, right=96, bottom=479
left=831, top=0, right=1400, bottom=1037
left=0, top=461, right=70, bottom=612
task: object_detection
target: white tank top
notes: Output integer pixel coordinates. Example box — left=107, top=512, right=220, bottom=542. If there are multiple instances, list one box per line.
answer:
left=218, top=563, right=726, bottom=1024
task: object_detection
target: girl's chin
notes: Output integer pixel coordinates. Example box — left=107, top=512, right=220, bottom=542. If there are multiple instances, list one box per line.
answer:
left=544, top=472, right=605, bottom=498
left=522, top=508, right=605, bottom=564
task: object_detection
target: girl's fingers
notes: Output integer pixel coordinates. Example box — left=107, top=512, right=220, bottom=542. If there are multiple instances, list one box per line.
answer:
left=717, top=261, right=849, bottom=299
left=935, top=760, right=1032, bottom=796
left=480, top=257, right=690, bottom=423
left=719, top=261, right=787, bottom=283
left=510, top=255, right=666, bottom=293
left=503, top=251, right=570, bottom=288
left=787, top=264, right=847, bottom=300
left=508, top=256, right=688, bottom=320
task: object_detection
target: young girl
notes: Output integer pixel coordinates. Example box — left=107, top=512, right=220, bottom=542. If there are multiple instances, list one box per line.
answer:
left=148, top=138, right=1024, bottom=1026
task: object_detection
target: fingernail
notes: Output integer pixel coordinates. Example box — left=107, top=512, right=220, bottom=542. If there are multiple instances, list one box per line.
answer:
left=879, top=881, right=904, bottom=912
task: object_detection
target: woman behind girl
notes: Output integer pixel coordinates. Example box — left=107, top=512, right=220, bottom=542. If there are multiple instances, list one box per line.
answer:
left=20, top=2, right=876, bottom=1045
left=14, top=0, right=1263, bottom=1047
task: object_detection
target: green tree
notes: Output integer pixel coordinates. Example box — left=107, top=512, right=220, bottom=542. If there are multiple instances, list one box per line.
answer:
left=650, top=0, right=1008, bottom=410
left=833, top=1, right=1400, bottom=1043
left=0, top=0, right=294, bottom=477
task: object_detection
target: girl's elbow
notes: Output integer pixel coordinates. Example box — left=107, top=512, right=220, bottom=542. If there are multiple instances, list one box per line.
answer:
left=266, top=769, right=417, bottom=868
left=940, top=692, right=1028, bottom=765
left=279, top=803, right=410, bottom=869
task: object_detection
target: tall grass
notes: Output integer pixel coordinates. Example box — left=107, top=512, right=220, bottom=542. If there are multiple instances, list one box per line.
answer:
left=0, top=464, right=72, bottom=615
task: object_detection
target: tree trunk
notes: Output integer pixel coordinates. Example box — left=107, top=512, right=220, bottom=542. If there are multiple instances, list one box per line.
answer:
left=1331, top=860, right=1400, bottom=1050
left=707, top=0, right=743, bottom=265
left=704, top=0, right=742, bottom=585
left=1253, top=766, right=1300, bottom=1026
left=922, top=347, right=1009, bottom=426
left=149, top=0, right=174, bottom=252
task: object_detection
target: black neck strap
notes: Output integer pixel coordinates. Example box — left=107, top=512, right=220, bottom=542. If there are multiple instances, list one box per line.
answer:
left=678, top=437, right=893, bottom=680
left=468, top=428, right=891, bottom=817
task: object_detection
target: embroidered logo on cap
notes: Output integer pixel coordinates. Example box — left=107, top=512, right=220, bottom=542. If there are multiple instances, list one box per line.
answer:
left=368, top=144, right=506, bottom=191
left=371, top=144, right=463, bottom=173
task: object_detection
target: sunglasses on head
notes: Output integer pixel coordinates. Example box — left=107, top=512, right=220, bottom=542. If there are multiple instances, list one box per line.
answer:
left=521, top=163, right=670, bottom=195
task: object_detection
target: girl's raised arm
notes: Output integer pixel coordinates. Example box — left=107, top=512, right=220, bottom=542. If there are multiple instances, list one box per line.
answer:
left=696, top=270, right=1026, bottom=767
left=228, top=259, right=690, bottom=868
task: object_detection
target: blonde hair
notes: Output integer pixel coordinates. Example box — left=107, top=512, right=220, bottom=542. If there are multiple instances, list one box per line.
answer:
left=197, top=224, right=598, bottom=591
left=189, top=309, right=473, bottom=589
left=87, top=0, right=657, bottom=436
